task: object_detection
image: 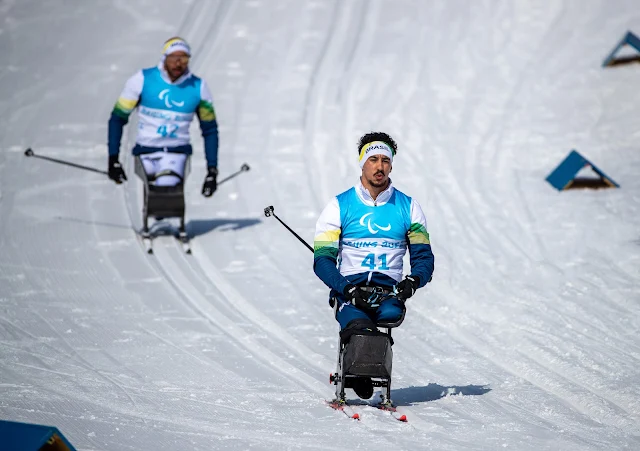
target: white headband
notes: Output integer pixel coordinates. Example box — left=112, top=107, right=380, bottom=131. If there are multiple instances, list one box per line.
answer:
left=163, top=38, right=191, bottom=56
left=358, top=141, right=394, bottom=168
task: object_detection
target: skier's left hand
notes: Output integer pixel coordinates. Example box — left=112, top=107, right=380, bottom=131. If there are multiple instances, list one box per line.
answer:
left=394, top=275, right=420, bottom=301
left=201, top=166, right=218, bottom=197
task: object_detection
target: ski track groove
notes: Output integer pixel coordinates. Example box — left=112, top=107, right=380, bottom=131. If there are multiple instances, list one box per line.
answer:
left=415, top=306, right=637, bottom=431
left=183, top=0, right=235, bottom=75
left=518, top=337, right=640, bottom=418
left=147, top=237, right=329, bottom=396
left=186, top=244, right=332, bottom=371
left=234, top=1, right=340, bottom=299
left=27, top=308, right=140, bottom=410
left=303, top=0, right=368, bottom=206
left=0, top=337, right=90, bottom=375
left=389, top=318, right=615, bottom=445
left=10, top=361, right=77, bottom=379
left=0, top=322, right=171, bottom=430
left=139, top=326, right=227, bottom=370
left=0, top=317, right=141, bottom=400
left=301, top=0, right=342, bottom=207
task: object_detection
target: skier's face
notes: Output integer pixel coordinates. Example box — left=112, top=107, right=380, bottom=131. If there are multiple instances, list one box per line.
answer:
left=361, top=154, right=392, bottom=189
left=164, top=51, right=190, bottom=81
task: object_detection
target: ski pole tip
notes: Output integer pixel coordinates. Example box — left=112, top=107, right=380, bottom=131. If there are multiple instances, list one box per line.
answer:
left=263, top=205, right=274, bottom=217
left=241, top=163, right=250, bottom=171
left=24, top=148, right=34, bottom=157
left=352, top=413, right=360, bottom=420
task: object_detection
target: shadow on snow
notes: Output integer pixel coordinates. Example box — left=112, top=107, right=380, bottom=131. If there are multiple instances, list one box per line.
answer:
left=390, top=383, right=491, bottom=406
left=55, top=216, right=262, bottom=238
left=185, top=218, right=262, bottom=237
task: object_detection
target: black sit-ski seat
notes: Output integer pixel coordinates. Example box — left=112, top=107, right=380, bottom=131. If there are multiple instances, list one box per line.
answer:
left=134, top=156, right=191, bottom=238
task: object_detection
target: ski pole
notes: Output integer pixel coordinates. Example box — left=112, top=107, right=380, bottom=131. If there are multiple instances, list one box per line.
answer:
left=218, top=163, right=250, bottom=186
left=24, top=148, right=108, bottom=176
left=263, top=205, right=313, bottom=253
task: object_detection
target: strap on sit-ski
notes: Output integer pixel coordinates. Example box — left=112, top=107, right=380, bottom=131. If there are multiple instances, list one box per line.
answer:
left=329, top=285, right=394, bottom=309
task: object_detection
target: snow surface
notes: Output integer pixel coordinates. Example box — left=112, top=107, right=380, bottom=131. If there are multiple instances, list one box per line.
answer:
left=1, top=0, right=640, bottom=450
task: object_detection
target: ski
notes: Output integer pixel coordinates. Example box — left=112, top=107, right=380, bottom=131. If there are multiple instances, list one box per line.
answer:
left=177, top=232, right=191, bottom=254
left=326, top=400, right=407, bottom=422
left=326, top=400, right=360, bottom=420
left=375, top=403, right=407, bottom=422
left=137, top=225, right=192, bottom=255
left=140, top=233, right=154, bottom=254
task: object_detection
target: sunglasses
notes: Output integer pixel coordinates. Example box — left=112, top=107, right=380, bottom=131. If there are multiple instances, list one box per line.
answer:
left=166, top=54, right=190, bottom=63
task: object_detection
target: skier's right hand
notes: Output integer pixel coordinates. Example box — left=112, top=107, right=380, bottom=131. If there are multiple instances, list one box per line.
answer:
left=108, top=156, right=127, bottom=184
left=343, top=284, right=372, bottom=311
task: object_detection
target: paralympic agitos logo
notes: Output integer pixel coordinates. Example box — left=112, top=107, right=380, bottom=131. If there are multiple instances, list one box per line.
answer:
left=359, top=213, right=391, bottom=234
left=158, top=89, right=184, bottom=108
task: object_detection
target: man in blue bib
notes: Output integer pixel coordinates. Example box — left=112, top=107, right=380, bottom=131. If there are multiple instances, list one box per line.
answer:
left=313, top=131, right=435, bottom=334
left=107, top=37, right=219, bottom=196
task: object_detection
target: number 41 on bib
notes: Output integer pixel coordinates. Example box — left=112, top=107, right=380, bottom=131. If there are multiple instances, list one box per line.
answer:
left=361, top=253, right=389, bottom=270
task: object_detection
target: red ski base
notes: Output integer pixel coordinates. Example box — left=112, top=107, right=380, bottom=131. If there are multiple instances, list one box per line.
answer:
left=327, top=400, right=360, bottom=420
left=376, top=403, right=408, bottom=422
left=326, top=400, right=407, bottom=422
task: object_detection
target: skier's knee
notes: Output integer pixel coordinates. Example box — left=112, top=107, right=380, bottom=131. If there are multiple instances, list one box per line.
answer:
left=377, top=298, right=404, bottom=323
left=340, top=318, right=378, bottom=345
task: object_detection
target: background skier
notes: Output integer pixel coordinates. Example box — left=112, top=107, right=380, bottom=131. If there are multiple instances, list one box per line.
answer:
left=107, top=37, right=219, bottom=196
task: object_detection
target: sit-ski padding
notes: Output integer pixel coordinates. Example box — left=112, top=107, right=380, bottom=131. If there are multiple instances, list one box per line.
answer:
left=343, top=334, right=393, bottom=378
left=146, top=184, right=185, bottom=219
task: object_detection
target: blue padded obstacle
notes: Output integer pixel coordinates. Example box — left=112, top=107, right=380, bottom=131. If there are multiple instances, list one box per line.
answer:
left=0, top=420, right=77, bottom=451
left=546, top=150, right=619, bottom=191
left=602, top=31, right=640, bottom=67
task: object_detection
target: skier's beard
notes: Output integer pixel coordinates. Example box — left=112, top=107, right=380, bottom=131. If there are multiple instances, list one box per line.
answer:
left=367, top=171, right=389, bottom=188
left=164, top=61, right=187, bottom=82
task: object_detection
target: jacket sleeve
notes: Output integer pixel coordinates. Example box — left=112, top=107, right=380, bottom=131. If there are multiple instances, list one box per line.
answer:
left=313, top=197, right=350, bottom=294
left=108, top=70, right=143, bottom=157
left=406, top=198, right=435, bottom=288
left=197, top=79, right=219, bottom=168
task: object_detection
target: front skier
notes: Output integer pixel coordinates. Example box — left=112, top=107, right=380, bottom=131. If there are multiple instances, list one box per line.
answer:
left=313, top=131, right=435, bottom=399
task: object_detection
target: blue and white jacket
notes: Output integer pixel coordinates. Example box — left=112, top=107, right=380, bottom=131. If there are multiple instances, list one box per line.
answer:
left=313, top=180, right=434, bottom=297
left=108, top=63, right=219, bottom=167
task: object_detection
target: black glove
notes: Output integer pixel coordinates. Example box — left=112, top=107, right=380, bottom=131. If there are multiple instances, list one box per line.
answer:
left=108, top=155, right=127, bottom=184
left=343, top=284, right=374, bottom=311
left=201, top=166, right=218, bottom=197
left=394, top=275, right=420, bottom=301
